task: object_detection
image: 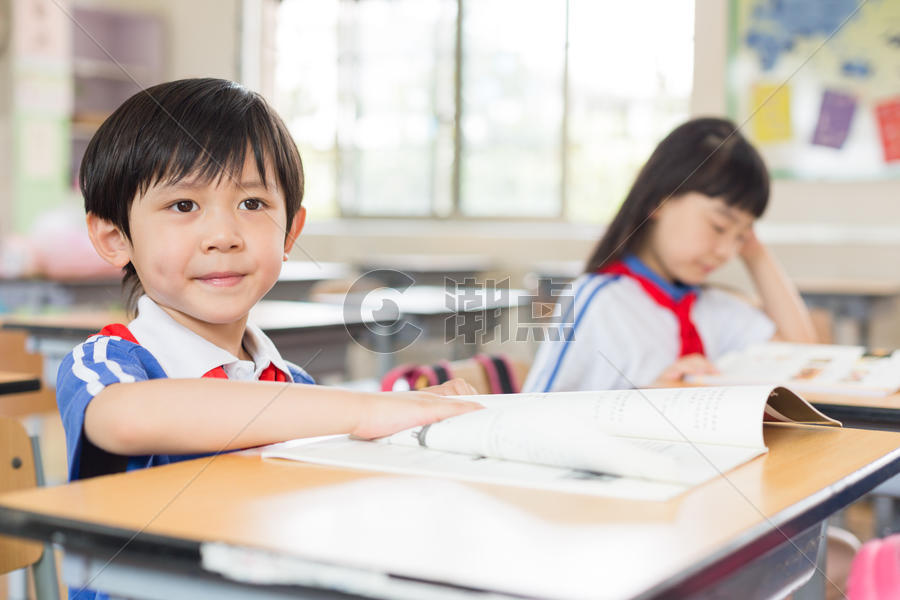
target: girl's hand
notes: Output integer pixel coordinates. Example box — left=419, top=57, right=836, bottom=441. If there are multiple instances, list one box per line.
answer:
left=738, top=226, right=766, bottom=262
left=351, top=392, right=483, bottom=440
left=652, top=353, right=719, bottom=386
left=420, top=377, right=479, bottom=396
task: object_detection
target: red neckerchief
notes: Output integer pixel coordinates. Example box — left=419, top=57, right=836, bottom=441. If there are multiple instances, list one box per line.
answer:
left=97, top=324, right=289, bottom=381
left=599, top=261, right=706, bottom=357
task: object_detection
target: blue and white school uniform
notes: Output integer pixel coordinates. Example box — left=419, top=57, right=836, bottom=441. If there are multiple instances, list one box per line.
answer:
left=56, top=295, right=314, bottom=482
left=523, top=255, right=775, bottom=393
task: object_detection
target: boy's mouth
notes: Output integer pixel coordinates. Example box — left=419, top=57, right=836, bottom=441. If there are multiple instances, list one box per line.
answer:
left=196, top=272, right=245, bottom=287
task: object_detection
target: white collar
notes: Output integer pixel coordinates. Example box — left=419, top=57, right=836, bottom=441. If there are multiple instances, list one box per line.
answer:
left=128, top=295, right=293, bottom=381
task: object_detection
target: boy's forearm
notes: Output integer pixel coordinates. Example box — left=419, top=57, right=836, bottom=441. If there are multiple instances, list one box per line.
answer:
left=743, top=245, right=817, bottom=343
left=85, top=379, right=366, bottom=455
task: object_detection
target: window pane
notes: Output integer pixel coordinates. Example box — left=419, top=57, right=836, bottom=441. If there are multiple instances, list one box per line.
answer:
left=275, top=0, right=455, bottom=218
left=338, top=0, right=456, bottom=217
left=566, top=0, right=694, bottom=223
left=275, top=0, right=340, bottom=220
left=460, top=1, right=566, bottom=218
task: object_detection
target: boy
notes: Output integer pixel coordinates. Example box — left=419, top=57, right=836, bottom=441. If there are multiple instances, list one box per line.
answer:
left=58, top=78, right=480, bottom=483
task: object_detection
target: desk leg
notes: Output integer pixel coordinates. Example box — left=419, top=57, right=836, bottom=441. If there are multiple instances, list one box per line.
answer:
left=30, top=436, right=61, bottom=600
left=371, top=324, right=395, bottom=379
left=791, top=521, right=827, bottom=600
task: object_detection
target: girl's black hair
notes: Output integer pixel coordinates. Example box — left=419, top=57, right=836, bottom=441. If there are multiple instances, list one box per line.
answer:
left=80, top=77, right=304, bottom=312
left=584, top=117, right=769, bottom=273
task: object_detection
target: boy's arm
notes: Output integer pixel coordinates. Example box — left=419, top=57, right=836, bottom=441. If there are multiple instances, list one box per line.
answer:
left=85, top=379, right=481, bottom=456
left=740, top=230, right=817, bottom=343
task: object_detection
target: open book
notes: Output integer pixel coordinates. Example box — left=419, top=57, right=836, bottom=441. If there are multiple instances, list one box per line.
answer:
left=687, top=342, right=900, bottom=397
left=264, top=386, right=839, bottom=501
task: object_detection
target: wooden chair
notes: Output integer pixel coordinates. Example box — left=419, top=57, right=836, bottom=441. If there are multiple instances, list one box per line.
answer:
left=0, top=417, right=60, bottom=600
left=0, top=331, right=57, bottom=417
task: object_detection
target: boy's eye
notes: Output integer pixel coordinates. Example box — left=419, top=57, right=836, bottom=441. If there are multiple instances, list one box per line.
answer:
left=171, top=200, right=197, bottom=213
left=239, top=198, right=264, bottom=211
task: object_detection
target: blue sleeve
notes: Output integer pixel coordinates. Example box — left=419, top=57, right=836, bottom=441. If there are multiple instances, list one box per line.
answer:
left=287, top=362, right=316, bottom=385
left=56, top=336, right=161, bottom=481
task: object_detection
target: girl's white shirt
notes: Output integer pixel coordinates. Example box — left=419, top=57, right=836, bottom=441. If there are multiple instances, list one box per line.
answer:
left=523, top=274, right=775, bottom=393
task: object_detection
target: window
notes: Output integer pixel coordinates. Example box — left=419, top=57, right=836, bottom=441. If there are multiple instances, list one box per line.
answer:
left=274, top=0, right=693, bottom=221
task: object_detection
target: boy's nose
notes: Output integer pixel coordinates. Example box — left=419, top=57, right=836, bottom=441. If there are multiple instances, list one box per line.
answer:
left=202, top=210, right=244, bottom=252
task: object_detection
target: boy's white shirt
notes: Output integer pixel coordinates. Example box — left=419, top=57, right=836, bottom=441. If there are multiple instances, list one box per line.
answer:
left=128, top=295, right=293, bottom=381
left=523, top=274, right=776, bottom=393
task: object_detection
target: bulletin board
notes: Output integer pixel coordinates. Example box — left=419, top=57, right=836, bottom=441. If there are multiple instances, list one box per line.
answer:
left=727, top=0, right=900, bottom=180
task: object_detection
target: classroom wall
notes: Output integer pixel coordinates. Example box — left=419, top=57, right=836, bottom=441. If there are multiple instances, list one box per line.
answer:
left=693, top=0, right=900, bottom=227
left=0, top=0, right=240, bottom=237
left=72, top=0, right=241, bottom=81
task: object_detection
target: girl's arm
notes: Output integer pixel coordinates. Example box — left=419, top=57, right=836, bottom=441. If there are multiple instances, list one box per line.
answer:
left=85, top=378, right=481, bottom=456
left=740, top=229, right=817, bottom=343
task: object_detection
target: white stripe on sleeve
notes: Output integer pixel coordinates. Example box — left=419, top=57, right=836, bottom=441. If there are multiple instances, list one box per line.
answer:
left=72, top=342, right=106, bottom=397
left=94, top=336, right=136, bottom=385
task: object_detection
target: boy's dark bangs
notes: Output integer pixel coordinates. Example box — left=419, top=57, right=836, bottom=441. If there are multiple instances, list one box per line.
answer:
left=137, top=106, right=277, bottom=197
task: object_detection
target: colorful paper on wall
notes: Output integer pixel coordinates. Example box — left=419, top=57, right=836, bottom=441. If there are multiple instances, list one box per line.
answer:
left=875, top=98, right=900, bottom=162
left=750, top=83, right=793, bottom=143
left=811, top=90, right=856, bottom=149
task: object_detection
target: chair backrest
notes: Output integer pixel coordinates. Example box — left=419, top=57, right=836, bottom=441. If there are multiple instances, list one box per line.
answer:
left=0, top=416, right=42, bottom=573
left=382, top=354, right=531, bottom=395
left=0, top=330, right=57, bottom=417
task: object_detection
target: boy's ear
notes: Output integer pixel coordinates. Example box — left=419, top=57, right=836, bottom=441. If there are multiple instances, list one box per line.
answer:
left=283, top=206, right=307, bottom=255
left=86, top=213, right=132, bottom=268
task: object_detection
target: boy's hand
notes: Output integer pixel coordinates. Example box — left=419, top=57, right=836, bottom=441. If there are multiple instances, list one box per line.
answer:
left=351, top=392, right=483, bottom=440
left=420, top=377, right=479, bottom=396
left=652, top=353, right=719, bottom=386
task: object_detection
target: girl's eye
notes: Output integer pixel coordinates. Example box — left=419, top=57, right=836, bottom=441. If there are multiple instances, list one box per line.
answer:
left=710, top=222, right=727, bottom=234
left=172, top=200, right=197, bottom=213
left=240, top=198, right=264, bottom=211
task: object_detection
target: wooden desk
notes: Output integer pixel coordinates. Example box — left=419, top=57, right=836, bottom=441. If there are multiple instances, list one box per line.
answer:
left=0, top=371, right=40, bottom=395
left=1, top=301, right=375, bottom=383
left=0, top=425, right=898, bottom=599
left=263, top=261, right=353, bottom=301
left=804, top=390, right=900, bottom=430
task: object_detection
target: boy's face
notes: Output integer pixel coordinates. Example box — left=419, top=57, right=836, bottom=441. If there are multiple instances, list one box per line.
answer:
left=638, top=192, right=754, bottom=285
left=122, top=155, right=303, bottom=329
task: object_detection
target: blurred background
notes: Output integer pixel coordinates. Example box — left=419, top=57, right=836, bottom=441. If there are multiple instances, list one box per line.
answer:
left=2, top=0, right=900, bottom=360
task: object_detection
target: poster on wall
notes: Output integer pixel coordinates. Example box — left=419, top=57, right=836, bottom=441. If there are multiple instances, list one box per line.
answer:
left=728, top=0, right=900, bottom=180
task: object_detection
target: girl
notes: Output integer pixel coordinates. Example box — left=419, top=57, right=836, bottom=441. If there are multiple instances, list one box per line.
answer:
left=524, top=117, right=816, bottom=393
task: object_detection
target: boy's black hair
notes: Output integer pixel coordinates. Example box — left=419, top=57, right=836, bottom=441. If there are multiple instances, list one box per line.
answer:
left=80, top=77, right=304, bottom=311
left=584, top=117, right=769, bottom=273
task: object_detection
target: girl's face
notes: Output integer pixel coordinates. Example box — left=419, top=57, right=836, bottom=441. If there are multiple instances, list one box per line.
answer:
left=636, top=192, right=755, bottom=285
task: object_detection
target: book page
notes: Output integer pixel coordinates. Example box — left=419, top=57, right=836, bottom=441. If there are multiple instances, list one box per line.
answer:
left=378, top=387, right=774, bottom=484
left=689, top=342, right=900, bottom=396
left=402, top=386, right=774, bottom=448
left=263, top=436, right=693, bottom=501
left=765, top=387, right=841, bottom=425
